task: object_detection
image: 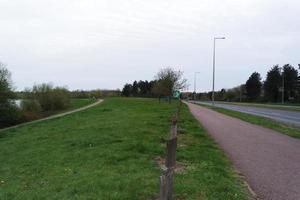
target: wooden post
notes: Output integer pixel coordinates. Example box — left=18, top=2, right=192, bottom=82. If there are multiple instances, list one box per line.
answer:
left=166, top=169, right=174, bottom=200
left=166, top=138, right=177, bottom=168
left=175, top=100, right=182, bottom=120
left=175, top=107, right=179, bottom=120
left=159, top=108, right=180, bottom=200
left=160, top=168, right=174, bottom=200
left=170, top=119, right=177, bottom=139
left=160, top=175, right=167, bottom=200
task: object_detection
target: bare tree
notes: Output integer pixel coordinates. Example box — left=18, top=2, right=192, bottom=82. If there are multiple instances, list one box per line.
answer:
left=152, top=68, right=187, bottom=102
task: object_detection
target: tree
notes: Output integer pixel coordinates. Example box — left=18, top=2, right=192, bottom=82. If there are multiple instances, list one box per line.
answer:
left=215, top=88, right=226, bottom=101
left=297, top=64, right=300, bottom=101
left=121, top=83, right=132, bottom=97
left=264, top=65, right=281, bottom=102
left=138, top=80, right=149, bottom=96
left=152, top=68, right=187, bottom=98
left=26, top=83, right=70, bottom=111
left=224, top=84, right=246, bottom=102
left=0, top=63, right=14, bottom=103
left=132, top=81, right=139, bottom=96
left=0, top=63, right=21, bottom=127
left=245, top=72, right=262, bottom=100
left=282, top=64, right=298, bottom=101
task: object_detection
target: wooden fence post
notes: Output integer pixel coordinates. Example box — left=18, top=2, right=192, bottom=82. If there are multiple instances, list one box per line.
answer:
left=160, top=174, right=167, bottom=199
left=170, top=118, right=177, bottom=139
left=159, top=103, right=181, bottom=200
left=160, top=121, right=178, bottom=199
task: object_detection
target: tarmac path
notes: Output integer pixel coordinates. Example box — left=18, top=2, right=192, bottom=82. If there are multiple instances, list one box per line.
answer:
left=0, top=99, right=103, bottom=133
left=186, top=102, right=300, bottom=200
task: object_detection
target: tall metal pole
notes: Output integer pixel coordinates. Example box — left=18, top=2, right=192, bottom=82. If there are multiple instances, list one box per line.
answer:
left=212, top=39, right=216, bottom=105
left=212, top=37, right=225, bottom=105
left=194, top=72, right=196, bottom=101
left=194, top=72, right=200, bottom=100
left=282, top=69, right=285, bottom=104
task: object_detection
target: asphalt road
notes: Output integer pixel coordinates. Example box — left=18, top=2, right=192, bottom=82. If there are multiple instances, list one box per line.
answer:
left=191, top=101, right=300, bottom=128
left=186, top=102, right=300, bottom=200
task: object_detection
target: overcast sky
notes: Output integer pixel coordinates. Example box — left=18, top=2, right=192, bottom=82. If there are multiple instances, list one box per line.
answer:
left=0, top=0, right=299, bottom=92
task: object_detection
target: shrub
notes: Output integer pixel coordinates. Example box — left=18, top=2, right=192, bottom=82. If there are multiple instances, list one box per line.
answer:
left=0, top=63, right=22, bottom=127
left=0, top=101, right=22, bottom=128
left=50, top=87, right=70, bottom=110
left=25, top=83, right=70, bottom=112
left=21, top=99, right=41, bottom=113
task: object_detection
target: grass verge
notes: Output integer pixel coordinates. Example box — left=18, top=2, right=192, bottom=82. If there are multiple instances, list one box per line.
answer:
left=0, top=98, right=249, bottom=199
left=209, top=101, right=300, bottom=112
left=198, top=103, right=300, bottom=139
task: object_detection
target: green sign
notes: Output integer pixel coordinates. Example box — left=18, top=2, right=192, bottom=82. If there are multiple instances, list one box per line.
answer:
left=173, top=90, right=180, bottom=98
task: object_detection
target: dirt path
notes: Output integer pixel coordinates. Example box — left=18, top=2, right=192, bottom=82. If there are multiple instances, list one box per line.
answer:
left=0, top=99, right=103, bottom=133
left=186, top=102, right=300, bottom=200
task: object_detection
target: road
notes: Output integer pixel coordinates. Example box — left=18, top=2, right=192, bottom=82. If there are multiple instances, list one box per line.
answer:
left=191, top=101, right=300, bottom=128
left=186, top=102, right=300, bottom=200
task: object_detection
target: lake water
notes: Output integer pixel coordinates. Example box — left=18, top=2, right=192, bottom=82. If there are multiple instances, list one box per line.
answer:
left=13, top=99, right=22, bottom=107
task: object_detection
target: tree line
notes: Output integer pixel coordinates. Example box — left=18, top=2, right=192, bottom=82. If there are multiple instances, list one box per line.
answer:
left=121, top=68, right=187, bottom=101
left=189, top=64, right=300, bottom=103
left=122, top=80, right=156, bottom=97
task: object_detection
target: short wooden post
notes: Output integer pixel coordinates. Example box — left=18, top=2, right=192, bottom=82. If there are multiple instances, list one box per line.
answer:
left=170, top=119, right=177, bottom=139
left=166, top=138, right=177, bottom=168
left=159, top=106, right=180, bottom=200
left=166, top=169, right=174, bottom=200
left=177, top=100, right=182, bottom=119
left=160, top=174, right=167, bottom=199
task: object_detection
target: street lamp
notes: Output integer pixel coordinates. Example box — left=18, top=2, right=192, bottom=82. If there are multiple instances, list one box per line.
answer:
left=280, top=67, right=285, bottom=104
left=212, top=37, right=226, bottom=105
left=194, top=72, right=200, bottom=100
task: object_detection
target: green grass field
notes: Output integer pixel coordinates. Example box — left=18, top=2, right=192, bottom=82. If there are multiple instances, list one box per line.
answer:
left=0, top=98, right=249, bottom=200
left=30, top=98, right=97, bottom=118
left=199, top=104, right=300, bottom=139
left=69, top=98, right=97, bottom=110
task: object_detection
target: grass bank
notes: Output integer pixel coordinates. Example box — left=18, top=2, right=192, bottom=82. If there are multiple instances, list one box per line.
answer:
left=0, top=99, right=97, bottom=130
left=69, top=98, right=97, bottom=110
left=44, top=98, right=97, bottom=115
left=198, top=103, right=300, bottom=139
left=0, top=98, right=249, bottom=199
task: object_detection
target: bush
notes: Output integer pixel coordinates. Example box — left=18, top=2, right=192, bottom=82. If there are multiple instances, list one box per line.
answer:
left=21, top=99, right=41, bottom=113
left=25, top=83, right=70, bottom=112
left=0, top=63, right=22, bottom=128
left=0, top=101, right=22, bottom=128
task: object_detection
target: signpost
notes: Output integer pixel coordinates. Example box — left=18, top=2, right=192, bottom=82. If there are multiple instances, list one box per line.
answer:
left=173, top=90, right=180, bottom=99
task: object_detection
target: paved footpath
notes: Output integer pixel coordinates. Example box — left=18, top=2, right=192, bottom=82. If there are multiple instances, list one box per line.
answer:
left=0, top=99, right=103, bottom=133
left=186, top=102, right=300, bottom=200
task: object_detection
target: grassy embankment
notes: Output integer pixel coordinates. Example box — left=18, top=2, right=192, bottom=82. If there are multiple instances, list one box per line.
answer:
left=69, top=98, right=97, bottom=110
left=0, top=99, right=97, bottom=131
left=0, top=98, right=249, bottom=200
left=197, top=103, right=300, bottom=139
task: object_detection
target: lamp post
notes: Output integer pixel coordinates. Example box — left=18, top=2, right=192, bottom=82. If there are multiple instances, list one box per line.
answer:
left=280, top=67, right=285, bottom=104
left=212, top=37, right=225, bottom=105
left=194, top=72, right=200, bottom=100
